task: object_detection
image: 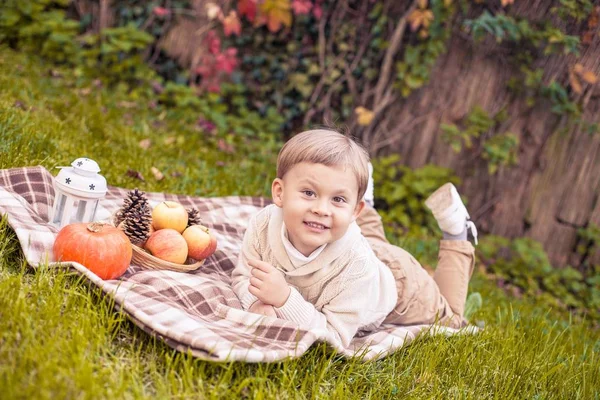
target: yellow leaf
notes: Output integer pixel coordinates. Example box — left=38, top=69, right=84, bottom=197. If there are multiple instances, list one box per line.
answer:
left=569, top=72, right=583, bottom=95
left=573, top=63, right=584, bottom=74
left=417, top=0, right=428, bottom=9
left=260, top=0, right=292, bottom=33
left=139, top=138, right=152, bottom=150
left=407, top=9, right=434, bottom=31
left=500, top=0, right=514, bottom=6
left=151, top=166, right=164, bottom=181
left=582, top=71, right=598, bottom=84
left=355, top=107, right=375, bottom=126
left=421, top=10, right=434, bottom=28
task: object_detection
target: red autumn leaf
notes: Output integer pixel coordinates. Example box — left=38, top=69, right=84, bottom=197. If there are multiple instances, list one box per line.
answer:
left=260, top=0, right=292, bottom=33
left=291, top=0, right=312, bottom=15
left=195, top=64, right=212, bottom=77
left=126, top=169, right=145, bottom=181
left=238, top=0, right=258, bottom=22
left=215, top=48, right=238, bottom=74
left=223, top=11, right=242, bottom=36
left=203, top=30, right=221, bottom=55
left=153, top=6, right=170, bottom=17
left=218, top=138, right=236, bottom=153
left=207, top=80, right=221, bottom=93
left=312, top=4, right=322, bottom=19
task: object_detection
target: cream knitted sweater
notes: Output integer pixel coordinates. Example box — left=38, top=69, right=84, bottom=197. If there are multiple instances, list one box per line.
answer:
left=231, top=204, right=398, bottom=348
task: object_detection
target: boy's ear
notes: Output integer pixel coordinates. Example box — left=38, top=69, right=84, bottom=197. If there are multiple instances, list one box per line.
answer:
left=271, top=178, right=284, bottom=207
left=352, top=199, right=366, bottom=221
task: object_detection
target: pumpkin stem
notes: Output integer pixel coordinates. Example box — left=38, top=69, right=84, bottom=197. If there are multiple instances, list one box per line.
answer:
left=87, top=222, right=104, bottom=233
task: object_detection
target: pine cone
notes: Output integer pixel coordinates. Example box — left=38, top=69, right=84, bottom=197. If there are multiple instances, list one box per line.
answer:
left=115, top=188, right=149, bottom=225
left=187, top=208, right=203, bottom=227
left=123, top=207, right=152, bottom=245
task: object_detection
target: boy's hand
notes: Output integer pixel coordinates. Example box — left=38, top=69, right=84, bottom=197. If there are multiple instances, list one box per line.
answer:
left=248, top=259, right=291, bottom=308
left=248, top=300, right=277, bottom=317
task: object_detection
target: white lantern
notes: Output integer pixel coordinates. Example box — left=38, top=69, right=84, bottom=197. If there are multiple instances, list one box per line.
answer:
left=50, top=157, right=107, bottom=228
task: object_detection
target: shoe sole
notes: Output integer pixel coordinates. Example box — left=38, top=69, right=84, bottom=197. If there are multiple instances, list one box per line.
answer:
left=425, top=183, right=456, bottom=216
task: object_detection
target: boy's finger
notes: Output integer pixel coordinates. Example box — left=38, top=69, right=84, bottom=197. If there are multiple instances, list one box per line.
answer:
left=251, top=268, right=268, bottom=280
left=249, top=259, right=273, bottom=272
left=250, top=277, right=262, bottom=288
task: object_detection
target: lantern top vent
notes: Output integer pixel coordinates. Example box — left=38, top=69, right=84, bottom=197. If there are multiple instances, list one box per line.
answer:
left=54, top=157, right=107, bottom=198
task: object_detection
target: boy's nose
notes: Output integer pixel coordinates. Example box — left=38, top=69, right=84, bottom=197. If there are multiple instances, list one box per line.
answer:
left=311, top=200, right=331, bottom=216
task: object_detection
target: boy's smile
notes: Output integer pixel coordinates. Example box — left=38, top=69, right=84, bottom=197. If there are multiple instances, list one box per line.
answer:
left=272, top=162, right=365, bottom=257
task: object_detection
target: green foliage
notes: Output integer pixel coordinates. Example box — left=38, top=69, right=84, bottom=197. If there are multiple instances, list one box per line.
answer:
left=372, top=155, right=460, bottom=235
left=482, top=132, right=519, bottom=174
left=479, top=235, right=600, bottom=320
left=541, top=80, right=581, bottom=116
left=551, top=0, right=594, bottom=22
left=441, top=106, right=496, bottom=152
left=0, top=0, right=79, bottom=63
left=78, top=24, right=156, bottom=85
left=508, top=66, right=581, bottom=117
left=395, top=0, right=454, bottom=97
left=465, top=11, right=580, bottom=56
left=441, top=107, right=518, bottom=174
left=157, top=81, right=284, bottom=138
left=577, top=224, right=600, bottom=256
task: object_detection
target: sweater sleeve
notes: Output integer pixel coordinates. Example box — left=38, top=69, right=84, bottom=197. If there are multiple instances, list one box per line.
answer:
left=231, top=214, right=263, bottom=310
left=274, top=258, right=383, bottom=348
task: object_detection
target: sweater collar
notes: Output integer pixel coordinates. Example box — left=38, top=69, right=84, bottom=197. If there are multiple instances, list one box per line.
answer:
left=267, top=205, right=362, bottom=276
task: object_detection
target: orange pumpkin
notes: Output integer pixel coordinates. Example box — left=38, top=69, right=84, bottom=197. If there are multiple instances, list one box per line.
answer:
left=53, top=222, right=133, bottom=280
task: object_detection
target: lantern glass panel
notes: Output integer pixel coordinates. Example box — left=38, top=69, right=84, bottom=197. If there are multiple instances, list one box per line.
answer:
left=75, top=200, right=87, bottom=222
left=52, top=193, right=67, bottom=225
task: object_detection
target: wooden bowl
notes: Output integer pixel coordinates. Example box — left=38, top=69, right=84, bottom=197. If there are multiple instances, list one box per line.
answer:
left=130, top=244, right=205, bottom=273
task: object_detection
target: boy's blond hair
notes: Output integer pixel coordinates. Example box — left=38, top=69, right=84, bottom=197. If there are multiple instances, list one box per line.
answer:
left=276, top=129, right=370, bottom=202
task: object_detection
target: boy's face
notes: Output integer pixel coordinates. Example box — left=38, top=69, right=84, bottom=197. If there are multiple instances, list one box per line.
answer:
left=272, top=162, right=365, bottom=257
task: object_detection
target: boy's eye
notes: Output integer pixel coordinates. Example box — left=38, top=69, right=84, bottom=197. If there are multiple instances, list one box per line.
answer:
left=302, top=190, right=315, bottom=197
left=333, top=196, right=346, bottom=203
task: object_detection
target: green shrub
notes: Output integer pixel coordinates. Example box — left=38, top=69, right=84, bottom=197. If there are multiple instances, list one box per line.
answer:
left=78, top=24, right=156, bottom=85
left=0, top=0, right=79, bottom=63
left=479, top=235, right=600, bottom=320
left=372, top=155, right=460, bottom=236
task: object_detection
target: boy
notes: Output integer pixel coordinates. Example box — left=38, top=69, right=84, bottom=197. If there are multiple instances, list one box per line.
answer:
left=231, top=129, right=477, bottom=348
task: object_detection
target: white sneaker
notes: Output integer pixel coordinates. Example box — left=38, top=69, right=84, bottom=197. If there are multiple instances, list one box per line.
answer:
left=425, top=183, right=478, bottom=244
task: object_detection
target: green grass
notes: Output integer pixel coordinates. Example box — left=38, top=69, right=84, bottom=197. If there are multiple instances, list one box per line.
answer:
left=1, top=47, right=599, bottom=399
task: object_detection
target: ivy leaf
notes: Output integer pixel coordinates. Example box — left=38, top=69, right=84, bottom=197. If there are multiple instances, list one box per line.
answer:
left=569, top=71, right=583, bottom=94
left=214, top=48, right=238, bottom=74
left=260, top=0, right=292, bottom=33
left=407, top=9, right=434, bottom=31
left=355, top=106, right=375, bottom=126
left=312, top=4, right=323, bottom=20
left=222, top=11, right=242, bottom=36
left=582, top=70, right=597, bottom=84
left=291, top=0, right=312, bottom=15
left=205, top=2, right=224, bottom=20
left=238, top=0, right=258, bottom=23
left=153, top=7, right=170, bottom=18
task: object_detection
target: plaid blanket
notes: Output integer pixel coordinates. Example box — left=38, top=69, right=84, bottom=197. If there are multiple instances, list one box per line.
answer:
left=0, top=166, right=469, bottom=362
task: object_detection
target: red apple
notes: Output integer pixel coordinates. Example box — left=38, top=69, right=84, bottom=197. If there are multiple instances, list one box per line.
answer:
left=152, top=201, right=188, bottom=233
left=144, top=228, right=188, bottom=264
left=182, top=225, right=218, bottom=260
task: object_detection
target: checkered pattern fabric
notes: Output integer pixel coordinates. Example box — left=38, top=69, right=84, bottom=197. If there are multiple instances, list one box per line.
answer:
left=0, top=166, right=469, bottom=362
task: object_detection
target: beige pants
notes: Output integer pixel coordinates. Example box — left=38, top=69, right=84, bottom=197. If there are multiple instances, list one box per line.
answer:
left=357, top=205, right=475, bottom=328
